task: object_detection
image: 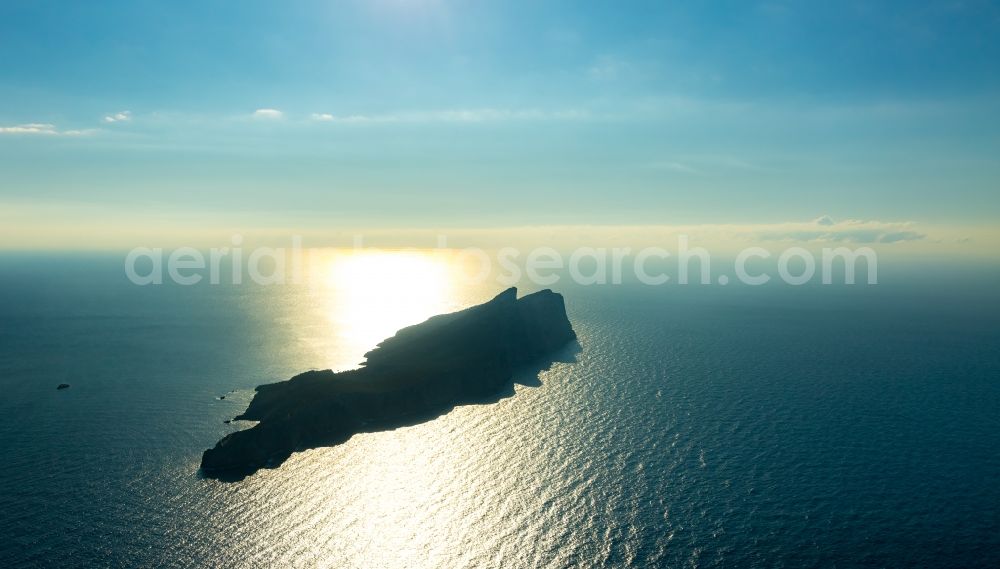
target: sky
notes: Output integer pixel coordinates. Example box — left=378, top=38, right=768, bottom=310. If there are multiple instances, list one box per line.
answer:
left=1, top=0, right=999, bottom=250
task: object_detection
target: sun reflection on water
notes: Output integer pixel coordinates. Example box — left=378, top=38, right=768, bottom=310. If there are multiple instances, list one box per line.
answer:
left=265, top=248, right=532, bottom=567
left=213, top=248, right=579, bottom=567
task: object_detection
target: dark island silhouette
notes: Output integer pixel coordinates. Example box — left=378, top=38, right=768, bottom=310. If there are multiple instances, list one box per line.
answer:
left=201, top=287, right=577, bottom=479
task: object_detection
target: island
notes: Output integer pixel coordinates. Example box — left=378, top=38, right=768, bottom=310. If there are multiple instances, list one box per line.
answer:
left=200, top=287, right=577, bottom=478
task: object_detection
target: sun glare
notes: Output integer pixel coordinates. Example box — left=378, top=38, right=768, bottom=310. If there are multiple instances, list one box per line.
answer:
left=325, top=250, right=459, bottom=364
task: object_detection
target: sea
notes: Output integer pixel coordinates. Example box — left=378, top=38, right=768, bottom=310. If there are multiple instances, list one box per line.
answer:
left=0, top=251, right=998, bottom=568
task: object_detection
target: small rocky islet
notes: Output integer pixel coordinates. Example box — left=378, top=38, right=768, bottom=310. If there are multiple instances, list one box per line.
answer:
left=200, top=287, right=577, bottom=478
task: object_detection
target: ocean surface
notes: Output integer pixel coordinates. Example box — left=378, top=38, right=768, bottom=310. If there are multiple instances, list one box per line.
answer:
left=0, top=252, right=998, bottom=568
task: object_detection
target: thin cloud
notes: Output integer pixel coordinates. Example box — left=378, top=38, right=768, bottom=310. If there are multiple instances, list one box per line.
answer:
left=738, top=217, right=926, bottom=244
left=878, top=231, right=925, bottom=244
left=0, top=123, right=92, bottom=136
left=308, top=108, right=589, bottom=124
left=588, top=55, right=630, bottom=81
left=103, top=111, right=131, bottom=123
left=648, top=154, right=772, bottom=174
left=648, top=161, right=700, bottom=174
left=252, top=108, right=284, bottom=119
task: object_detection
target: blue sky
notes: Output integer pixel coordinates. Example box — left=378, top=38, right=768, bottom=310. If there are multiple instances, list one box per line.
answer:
left=1, top=0, right=999, bottom=246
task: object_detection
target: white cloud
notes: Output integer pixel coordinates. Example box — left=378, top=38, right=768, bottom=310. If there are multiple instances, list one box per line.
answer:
left=310, top=113, right=335, bottom=121
left=0, top=123, right=92, bottom=136
left=103, top=111, right=131, bottom=123
left=0, top=123, right=57, bottom=134
left=253, top=108, right=284, bottom=119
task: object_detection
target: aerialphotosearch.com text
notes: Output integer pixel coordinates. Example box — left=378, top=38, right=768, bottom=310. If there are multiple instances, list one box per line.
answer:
left=123, top=234, right=878, bottom=287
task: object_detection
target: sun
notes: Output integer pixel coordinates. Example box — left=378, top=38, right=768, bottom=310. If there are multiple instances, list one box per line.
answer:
left=325, top=249, right=458, bottom=363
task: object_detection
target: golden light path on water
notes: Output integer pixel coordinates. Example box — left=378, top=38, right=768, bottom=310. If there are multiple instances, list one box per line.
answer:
left=200, top=249, right=590, bottom=567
